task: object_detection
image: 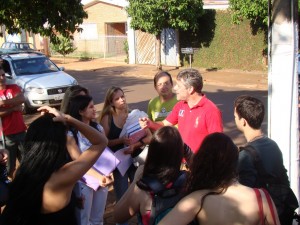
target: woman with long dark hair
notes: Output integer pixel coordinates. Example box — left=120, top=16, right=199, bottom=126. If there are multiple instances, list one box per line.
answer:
left=114, top=126, right=185, bottom=225
left=67, top=95, right=112, bottom=225
left=158, top=133, right=280, bottom=225
left=0, top=106, right=107, bottom=225
left=60, top=85, right=89, bottom=113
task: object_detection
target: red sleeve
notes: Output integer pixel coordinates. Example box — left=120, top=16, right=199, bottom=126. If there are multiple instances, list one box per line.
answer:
left=10, top=84, right=21, bottom=97
left=206, top=108, right=223, bottom=133
left=165, top=101, right=181, bottom=125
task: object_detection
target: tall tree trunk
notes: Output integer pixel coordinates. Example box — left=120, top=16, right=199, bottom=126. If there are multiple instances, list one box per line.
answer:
left=155, top=34, right=162, bottom=70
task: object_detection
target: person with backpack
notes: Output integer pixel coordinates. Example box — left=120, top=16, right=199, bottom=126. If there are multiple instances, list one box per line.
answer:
left=113, top=126, right=187, bottom=225
left=158, top=132, right=280, bottom=225
left=234, top=95, right=298, bottom=225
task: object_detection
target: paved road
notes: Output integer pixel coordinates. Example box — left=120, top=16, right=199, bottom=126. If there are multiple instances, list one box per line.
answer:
left=72, top=69, right=268, bottom=146
left=24, top=68, right=267, bottom=145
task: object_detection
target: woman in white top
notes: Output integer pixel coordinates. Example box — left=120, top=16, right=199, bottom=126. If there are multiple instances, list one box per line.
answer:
left=158, top=133, right=280, bottom=225
left=67, top=95, right=112, bottom=225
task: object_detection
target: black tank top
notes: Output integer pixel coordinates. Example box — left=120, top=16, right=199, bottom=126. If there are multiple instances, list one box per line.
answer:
left=108, top=117, right=123, bottom=152
left=38, top=196, right=77, bottom=225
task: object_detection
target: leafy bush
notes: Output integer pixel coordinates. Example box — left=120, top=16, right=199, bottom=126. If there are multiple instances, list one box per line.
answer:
left=51, top=36, right=77, bottom=63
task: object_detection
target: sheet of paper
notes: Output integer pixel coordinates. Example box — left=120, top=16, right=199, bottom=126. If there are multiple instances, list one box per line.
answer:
left=126, top=122, right=141, bottom=134
left=81, top=174, right=100, bottom=191
left=114, top=147, right=133, bottom=176
left=93, top=147, right=120, bottom=176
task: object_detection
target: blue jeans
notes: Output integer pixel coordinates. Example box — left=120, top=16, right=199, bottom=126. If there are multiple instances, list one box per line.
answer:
left=4, top=131, right=26, bottom=176
left=113, top=164, right=136, bottom=225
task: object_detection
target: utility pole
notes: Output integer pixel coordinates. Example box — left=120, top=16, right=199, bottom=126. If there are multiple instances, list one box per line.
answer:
left=268, top=0, right=299, bottom=199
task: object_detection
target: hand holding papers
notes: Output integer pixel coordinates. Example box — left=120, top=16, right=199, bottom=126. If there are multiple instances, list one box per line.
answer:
left=93, top=147, right=120, bottom=176
left=81, top=175, right=101, bottom=191
left=81, top=147, right=120, bottom=190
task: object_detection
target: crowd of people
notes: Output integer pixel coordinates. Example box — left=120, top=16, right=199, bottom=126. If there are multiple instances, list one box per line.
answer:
left=0, top=65, right=297, bottom=225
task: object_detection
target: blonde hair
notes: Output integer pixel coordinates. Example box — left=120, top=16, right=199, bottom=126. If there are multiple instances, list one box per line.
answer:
left=99, top=86, right=128, bottom=121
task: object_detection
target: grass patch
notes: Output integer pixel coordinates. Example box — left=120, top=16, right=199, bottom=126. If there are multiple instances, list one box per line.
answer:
left=180, top=10, right=267, bottom=71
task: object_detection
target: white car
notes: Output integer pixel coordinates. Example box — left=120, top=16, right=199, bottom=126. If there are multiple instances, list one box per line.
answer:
left=0, top=51, right=78, bottom=113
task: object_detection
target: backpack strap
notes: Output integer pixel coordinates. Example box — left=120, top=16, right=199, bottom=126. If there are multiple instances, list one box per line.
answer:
left=141, top=172, right=187, bottom=225
left=140, top=171, right=188, bottom=195
left=240, top=145, right=274, bottom=185
left=140, top=176, right=165, bottom=194
left=173, top=171, right=188, bottom=189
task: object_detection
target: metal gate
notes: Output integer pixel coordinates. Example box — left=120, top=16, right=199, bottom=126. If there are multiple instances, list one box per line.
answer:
left=161, top=29, right=179, bottom=66
left=135, top=29, right=179, bottom=66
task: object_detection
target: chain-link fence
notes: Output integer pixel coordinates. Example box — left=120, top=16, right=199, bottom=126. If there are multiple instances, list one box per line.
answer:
left=51, top=35, right=128, bottom=63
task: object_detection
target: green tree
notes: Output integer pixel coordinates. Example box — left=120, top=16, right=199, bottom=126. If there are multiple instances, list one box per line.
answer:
left=51, top=36, right=77, bottom=63
left=230, top=0, right=268, bottom=29
left=229, top=0, right=300, bottom=33
left=0, top=0, right=87, bottom=43
left=126, top=0, right=204, bottom=69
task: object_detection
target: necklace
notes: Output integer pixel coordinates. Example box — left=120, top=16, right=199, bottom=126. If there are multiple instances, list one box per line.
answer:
left=248, top=134, right=265, bottom=143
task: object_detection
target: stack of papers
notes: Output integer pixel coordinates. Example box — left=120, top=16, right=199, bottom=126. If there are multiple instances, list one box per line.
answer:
left=126, top=122, right=146, bottom=144
left=81, top=147, right=120, bottom=191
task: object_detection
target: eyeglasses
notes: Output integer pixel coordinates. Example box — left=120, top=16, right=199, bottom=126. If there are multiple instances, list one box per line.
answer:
left=156, top=81, right=171, bottom=87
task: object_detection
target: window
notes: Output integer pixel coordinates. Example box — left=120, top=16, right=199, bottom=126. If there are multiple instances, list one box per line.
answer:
left=79, top=23, right=98, bottom=40
left=2, top=60, right=12, bottom=76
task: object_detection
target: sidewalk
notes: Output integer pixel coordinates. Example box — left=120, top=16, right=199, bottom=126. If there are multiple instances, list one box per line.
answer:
left=52, top=57, right=268, bottom=90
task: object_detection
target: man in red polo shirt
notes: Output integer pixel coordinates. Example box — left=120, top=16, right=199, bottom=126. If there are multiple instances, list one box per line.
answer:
left=0, top=66, right=27, bottom=178
left=140, top=68, right=223, bottom=153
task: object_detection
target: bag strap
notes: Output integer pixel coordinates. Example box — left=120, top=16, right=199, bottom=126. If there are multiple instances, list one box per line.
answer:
left=141, top=171, right=187, bottom=195
left=140, top=176, right=165, bottom=194
left=240, top=145, right=275, bottom=185
left=254, top=188, right=265, bottom=225
left=172, top=171, right=187, bottom=189
left=261, top=188, right=278, bottom=225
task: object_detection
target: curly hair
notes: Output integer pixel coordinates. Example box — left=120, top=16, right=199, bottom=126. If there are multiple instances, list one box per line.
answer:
left=186, top=132, right=238, bottom=210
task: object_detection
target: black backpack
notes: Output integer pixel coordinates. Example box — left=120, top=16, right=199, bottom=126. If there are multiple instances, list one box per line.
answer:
left=241, top=145, right=299, bottom=225
left=137, top=171, right=188, bottom=225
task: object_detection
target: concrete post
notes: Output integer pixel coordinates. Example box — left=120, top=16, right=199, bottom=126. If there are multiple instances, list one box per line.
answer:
left=268, top=0, right=299, bottom=200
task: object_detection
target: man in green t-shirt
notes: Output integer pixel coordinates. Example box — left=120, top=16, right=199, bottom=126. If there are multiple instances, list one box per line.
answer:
left=147, top=71, right=178, bottom=128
